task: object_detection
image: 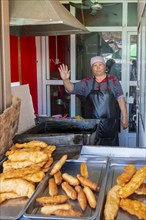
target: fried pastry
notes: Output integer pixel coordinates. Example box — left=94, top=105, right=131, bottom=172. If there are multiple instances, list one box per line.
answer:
left=61, top=181, right=77, bottom=200
left=117, top=166, right=146, bottom=198
left=104, top=184, right=122, bottom=220
left=23, top=171, right=45, bottom=182
left=14, top=140, right=48, bottom=149
left=135, top=183, right=146, bottom=195
left=49, top=178, right=58, bottom=196
left=53, top=209, right=83, bottom=217
left=120, top=198, right=146, bottom=220
left=0, top=165, right=41, bottom=179
left=41, top=158, right=54, bottom=172
left=36, top=195, right=68, bottom=205
left=8, top=150, right=49, bottom=163
left=83, top=186, right=97, bottom=209
left=2, top=160, right=35, bottom=172
left=116, top=164, right=137, bottom=186
left=40, top=203, right=72, bottom=215
left=77, top=174, right=99, bottom=191
left=0, top=192, right=22, bottom=204
left=75, top=185, right=87, bottom=211
left=54, top=171, right=62, bottom=185
left=62, top=173, right=80, bottom=186
left=50, top=154, right=67, bottom=175
left=80, top=162, right=88, bottom=178
left=0, top=178, right=35, bottom=198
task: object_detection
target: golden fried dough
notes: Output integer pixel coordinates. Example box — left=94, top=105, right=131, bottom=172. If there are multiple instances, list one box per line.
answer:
left=135, top=183, right=146, bottom=195
left=120, top=198, right=146, bottom=220
left=23, top=171, right=45, bottom=182
left=116, top=164, right=137, bottom=186
left=0, top=178, right=35, bottom=198
left=40, top=203, right=72, bottom=215
left=61, top=182, right=77, bottom=200
left=53, top=209, right=83, bottom=217
left=3, top=160, right=35, bottom=172
left=36, top=195, right=68, bottom=205
left=75, top=185, right=87, bottom=211
left=15, top=140, right=48, bottom=149
left=62, top=173, right=80, bottom=186
left=83, top=186, right=97, bottom=209
left=104, top=185, right=122, bottom=220
left=50, top=154, right=67, bottom=175
left=0, top=192, right=22, bottom=204
left=117, top=166, right=146, bottom=198
left=54, top=171, right=62, bottom=185
left=0, top=165, right=41, bottom=179
left=8, top=150, right=48, bottom=163
left=49, top=178, right=58, bottom=196
left=77, top=174, right=99, bottom=191
left=41, top=158, right=54, bottom=173
left=80, top=162, right=88, bottom=178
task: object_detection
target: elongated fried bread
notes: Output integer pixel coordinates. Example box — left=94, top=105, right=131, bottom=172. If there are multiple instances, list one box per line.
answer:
left=0, top=165, right=41, bottom=179
left=62, top=173, right=80, bottom=186
left=75, top=185, right=87, bottom=211
left=116, top=164, right=137, bottom=186
left=83, top=186, right=97, bottom=209
left=2, top=160, right=36, bottom=172
left=104, top=185, right=122, bottom=220
left=14, top=140, right=48, bottom=149
left=8, top=150, right=49, bottom=163
left=36, top=195, right=68, bottom=205
left=40, top=203, right=72, bottom=215
left=117, top=166, right=146, bottom=198
left=120, top=198, right=146, bottom=220
left=23, top=171, right=45, bottom=182
left=50, top=154, right=67, bottom=175
left=53, top=209, right=83, bottom=217
left=77, top=174, right=99, bottom=191
left=80, top=162, right=88, bottom=178
left=0, top=192, right=22, bottom=204
left=0, top=178, right=35, bottom=198
left=41, top=158, right=54, bottom=172
left=61, top=182, right=77, bottom=200
left=49, top=178, right=58, bottom=196
left=135, top=183, right=146, bottom=195
left=54, top=171, right=62, bottom=185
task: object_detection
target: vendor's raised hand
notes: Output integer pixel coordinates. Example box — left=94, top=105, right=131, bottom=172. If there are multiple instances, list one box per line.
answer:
left=58, top=64, right=70, bottom=81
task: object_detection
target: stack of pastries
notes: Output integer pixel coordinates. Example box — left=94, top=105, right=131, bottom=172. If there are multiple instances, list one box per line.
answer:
left=104, top=164, right=146, bottom=220
left=0, top=140, right=56, bottom=204
left=36, top=154, right=100, bottom=217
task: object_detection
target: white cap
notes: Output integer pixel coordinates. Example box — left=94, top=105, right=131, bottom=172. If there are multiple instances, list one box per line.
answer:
left=90, top=56, right=105, bottom=66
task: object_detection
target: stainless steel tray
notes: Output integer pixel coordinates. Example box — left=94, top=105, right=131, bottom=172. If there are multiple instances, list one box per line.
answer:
left=0, top=165, right=44, bottom=220
left=23, top=155, right=108, bottom=220
left=100, top=157, right=146, bottom=220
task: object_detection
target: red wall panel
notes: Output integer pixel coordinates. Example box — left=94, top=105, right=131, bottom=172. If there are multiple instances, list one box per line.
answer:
left=10, top=36, right=19, bottom=82
left=10, top=36, right=38, bottom=114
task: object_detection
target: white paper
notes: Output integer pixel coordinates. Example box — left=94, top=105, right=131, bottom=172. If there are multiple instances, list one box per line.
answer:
left=11, top=84, right=36, bottom=134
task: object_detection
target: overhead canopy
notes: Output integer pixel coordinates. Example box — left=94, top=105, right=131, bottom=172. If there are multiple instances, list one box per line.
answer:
left=9, top=0, right=89, bottom=36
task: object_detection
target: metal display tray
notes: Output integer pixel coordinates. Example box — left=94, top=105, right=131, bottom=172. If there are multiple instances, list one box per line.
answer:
left=23, top=155, right=108, bottom=220
left=0, top=158, right=43, bottom=220
left=100, top=157, right=146, bottom=220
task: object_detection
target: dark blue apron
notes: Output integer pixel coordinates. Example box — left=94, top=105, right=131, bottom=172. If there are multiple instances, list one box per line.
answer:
left=84, top=76, right=119, bottom=146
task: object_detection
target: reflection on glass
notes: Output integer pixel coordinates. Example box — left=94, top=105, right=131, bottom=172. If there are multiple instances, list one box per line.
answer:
left=76, top=3, right=122, bottom=26
left=76, top=32, right=122, bottom=80
left=129, top=86, right=136, bottom=132
left=130, top=35, right=137, bottom=81
left=128, top=3, right=137, bottom=26
left=49, top=36, right=70, bottom=80
left=50, top=85, right=70, bottom=116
